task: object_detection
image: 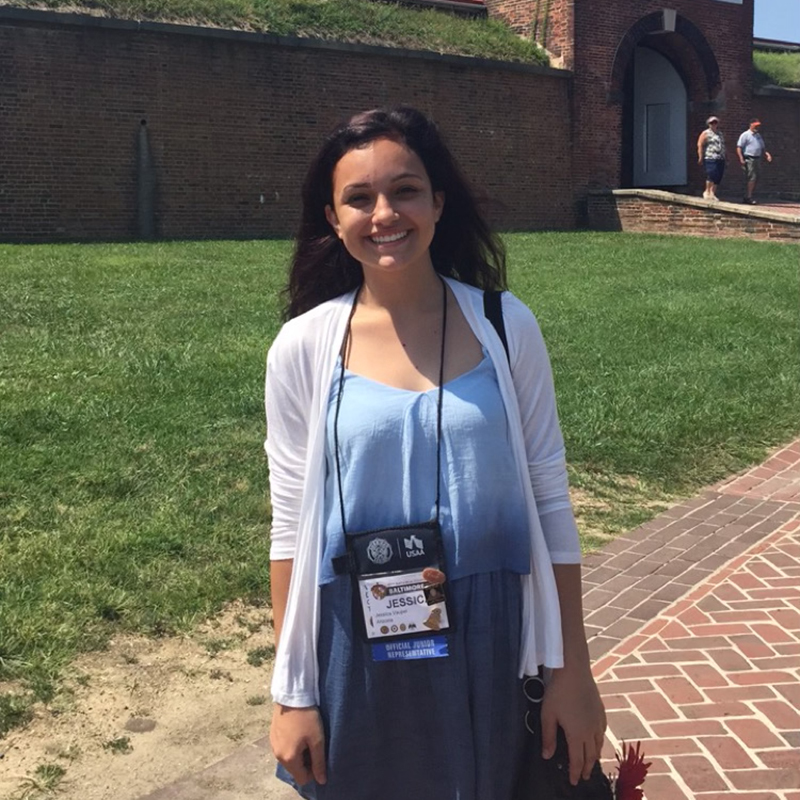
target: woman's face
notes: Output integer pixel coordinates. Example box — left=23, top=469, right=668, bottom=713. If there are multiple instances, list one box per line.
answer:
left=325, top=137, right=444, bottom=279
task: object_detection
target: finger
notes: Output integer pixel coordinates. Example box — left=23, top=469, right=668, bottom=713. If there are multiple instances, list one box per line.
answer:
left=567, top=735, right=584, bottom=786
left=540, top=712, right=557, bottom=760
left=595, top=731, right=606, bottom=762
left=285, top=751, right=314, bottom=787
left=582, top=739, right=597, bottom=781
left=309, top=736, right=328, bottom=785
left=422, top=567, right=446, bottom=585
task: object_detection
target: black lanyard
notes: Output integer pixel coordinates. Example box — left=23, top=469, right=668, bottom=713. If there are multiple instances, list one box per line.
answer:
left=333, top=276, right=448, bottom=535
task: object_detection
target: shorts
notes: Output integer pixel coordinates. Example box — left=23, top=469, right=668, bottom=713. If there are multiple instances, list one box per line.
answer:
left=743, top=157, right=761, bottom=182
left=703, top=159, right=725, bottom=185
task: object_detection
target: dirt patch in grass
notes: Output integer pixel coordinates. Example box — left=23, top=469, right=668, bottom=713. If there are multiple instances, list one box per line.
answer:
left=569, top=470, right=680, bottom=552
left=0, top=602, right=278, bottom=800
left=0, top=471, right=682, bottom=800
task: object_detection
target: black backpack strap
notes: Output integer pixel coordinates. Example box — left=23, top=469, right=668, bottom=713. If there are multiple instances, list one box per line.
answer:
left=483, top=290, right=510, bottom=365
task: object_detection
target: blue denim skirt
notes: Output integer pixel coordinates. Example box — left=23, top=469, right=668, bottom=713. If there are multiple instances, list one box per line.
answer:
left=277, top=570, right=528, bottom=800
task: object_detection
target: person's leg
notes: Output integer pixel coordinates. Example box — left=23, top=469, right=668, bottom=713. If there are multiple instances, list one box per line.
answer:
left=706, top=161, right=721, bottom=200
left=714, top=161, right=725, bottom=200
left=744, top=159, right=758, bottom=203
left=703, top=161, right=714, bottom=199
left=742, top=160, right=750, bottom=201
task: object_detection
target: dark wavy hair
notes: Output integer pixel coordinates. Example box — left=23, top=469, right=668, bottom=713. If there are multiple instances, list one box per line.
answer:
left=285, top=106, right=507, bottom=319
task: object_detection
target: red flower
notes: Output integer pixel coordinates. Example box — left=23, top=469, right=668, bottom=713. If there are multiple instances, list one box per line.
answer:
left=614, top=741, right=651, bottom=800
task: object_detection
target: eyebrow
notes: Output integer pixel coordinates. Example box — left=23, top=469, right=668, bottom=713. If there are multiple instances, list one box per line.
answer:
left=340, top=172, right=424, bottom=193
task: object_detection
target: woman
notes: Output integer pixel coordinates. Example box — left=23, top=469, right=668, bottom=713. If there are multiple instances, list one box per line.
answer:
left=265, top=106, right=606, bottom=800
left=697, top=116, right=726, bottom=200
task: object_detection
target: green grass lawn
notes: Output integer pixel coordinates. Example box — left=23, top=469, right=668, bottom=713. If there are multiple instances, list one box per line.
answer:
left=4, top=0, right=547, bottom=65
left=1, top=233, right=799, bottom=734
left=507, top=233, right=800, bottom=541
left=754, top=50, right=800, bottom=89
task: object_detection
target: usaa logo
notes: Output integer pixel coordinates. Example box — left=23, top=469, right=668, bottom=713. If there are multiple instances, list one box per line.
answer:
left=403, top=534, right=425, bottom=558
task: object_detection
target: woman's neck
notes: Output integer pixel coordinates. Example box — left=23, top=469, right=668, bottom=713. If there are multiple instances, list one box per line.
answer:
left=359, top=266, right=444, bottom=316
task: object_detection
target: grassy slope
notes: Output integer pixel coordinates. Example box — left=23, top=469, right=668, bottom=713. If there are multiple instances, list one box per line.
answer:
left=6, top=2, right=798, bottom=84
left=753, top=50, right=800, bottom=88
left=0, top=0, right=547, bottom=64
left=2, top=233, right=799, bottom=734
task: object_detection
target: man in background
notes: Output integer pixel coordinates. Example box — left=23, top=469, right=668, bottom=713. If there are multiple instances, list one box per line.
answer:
left=737, top=119, right=772, bottom=205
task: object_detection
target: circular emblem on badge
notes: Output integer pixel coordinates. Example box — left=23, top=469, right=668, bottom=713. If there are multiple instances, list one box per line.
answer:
left=366, top=538, right=393, bottom=565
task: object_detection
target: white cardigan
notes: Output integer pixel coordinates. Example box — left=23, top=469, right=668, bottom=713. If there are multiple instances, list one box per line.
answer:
left=265, top=278, right=581, bottom=707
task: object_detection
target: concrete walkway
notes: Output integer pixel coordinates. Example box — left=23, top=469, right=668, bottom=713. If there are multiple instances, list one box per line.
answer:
left=140, top=440, right=800, bottom=800
left=717, top=196, right=800, bottom=217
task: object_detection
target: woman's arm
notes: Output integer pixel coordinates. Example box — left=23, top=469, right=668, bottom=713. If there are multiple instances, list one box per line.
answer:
left=270, top=559, right=293, bottom=650
left=697, top=130, right=707, bottom=164
left=265, top=336, right=327, bottom=786
left=503, top=296, right=580, bottom=562
left=502, top=296, right=606, bottom=782
left=541, top=564, right=607, bottom=785
left=269, top=558, right=327, bottom=787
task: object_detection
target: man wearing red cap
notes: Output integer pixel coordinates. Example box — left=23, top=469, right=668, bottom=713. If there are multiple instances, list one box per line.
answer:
left=736, top=119, right=772, bottom=204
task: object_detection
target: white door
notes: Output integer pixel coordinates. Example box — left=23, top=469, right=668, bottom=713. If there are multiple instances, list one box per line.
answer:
left=633, top=46, right=687, bottom=187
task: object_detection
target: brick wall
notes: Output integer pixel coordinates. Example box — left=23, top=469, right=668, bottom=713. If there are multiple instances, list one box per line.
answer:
left=588, top=190, right=800, bottom=242
left=0, top=10, right=573, bottom=242
left=487, top=0, right=573, bottom=67
left=571, top=0, right=755, bottom=196
left=484, top=0, right=533, bottom=36
left=488, top=0, right=760, bottom=208
left=752, top=90, right=800, bottom=198
left=538, top=0, right=573, bottom=69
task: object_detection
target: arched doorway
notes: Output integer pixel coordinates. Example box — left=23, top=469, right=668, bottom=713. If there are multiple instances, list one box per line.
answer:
left=632, top=47, right=687, bottom=187
left=611, top=12, right=722, bottom=190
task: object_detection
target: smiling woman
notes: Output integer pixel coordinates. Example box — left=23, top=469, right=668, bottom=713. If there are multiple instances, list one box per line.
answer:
left=324, top=138, right=444, bottom=282
left=285, top=107, right=506, bottom=320
left=264, top=106, right=606, bottom=799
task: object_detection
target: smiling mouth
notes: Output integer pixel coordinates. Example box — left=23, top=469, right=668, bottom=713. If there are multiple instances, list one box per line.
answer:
left=370, top=230, right=409, bottom=244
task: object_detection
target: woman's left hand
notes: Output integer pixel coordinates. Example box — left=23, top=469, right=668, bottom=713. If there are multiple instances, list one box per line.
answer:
left=540, top=664, right=607, bottom=786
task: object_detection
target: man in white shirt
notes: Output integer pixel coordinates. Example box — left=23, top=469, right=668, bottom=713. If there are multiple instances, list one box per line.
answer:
left=737, top=118, right=773, bottom=204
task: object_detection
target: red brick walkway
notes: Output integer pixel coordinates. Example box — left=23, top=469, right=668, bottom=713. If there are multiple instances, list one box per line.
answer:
left=589, top=440, right=800, bottom=799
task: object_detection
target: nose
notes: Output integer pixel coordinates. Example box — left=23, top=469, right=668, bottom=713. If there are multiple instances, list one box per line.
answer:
left=372, top=193, right=398, bottom=224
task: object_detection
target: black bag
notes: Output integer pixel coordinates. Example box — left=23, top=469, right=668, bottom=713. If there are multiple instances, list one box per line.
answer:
left=514, top=674, right=613, bottom=800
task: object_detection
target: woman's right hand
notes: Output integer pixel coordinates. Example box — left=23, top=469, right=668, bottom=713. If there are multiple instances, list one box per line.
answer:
left=270, top=704, right=327, bottom=786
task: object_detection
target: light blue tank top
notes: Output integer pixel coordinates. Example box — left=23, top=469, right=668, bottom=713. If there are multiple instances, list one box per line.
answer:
left=319, top=352, right=531, bottom=585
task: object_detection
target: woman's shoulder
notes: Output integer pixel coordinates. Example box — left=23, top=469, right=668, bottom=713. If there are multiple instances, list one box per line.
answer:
left=446, top=279, right=540, bottom=335
left=275, top=294, right=351, bottom=341
left=447, top=279, right=534, bottom=316
left=268, top=293, right=352, bottom=365
left=500, top=290, right=541, bottom=333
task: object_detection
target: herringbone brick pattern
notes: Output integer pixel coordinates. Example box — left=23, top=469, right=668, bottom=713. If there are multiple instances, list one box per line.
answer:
left=589, top=440, right=800, bottom=799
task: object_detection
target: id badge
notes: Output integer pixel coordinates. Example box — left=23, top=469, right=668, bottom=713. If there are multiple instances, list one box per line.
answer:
left=358, top=569, right=450, bottom=639
left=332, top=521, right=452, bottom=655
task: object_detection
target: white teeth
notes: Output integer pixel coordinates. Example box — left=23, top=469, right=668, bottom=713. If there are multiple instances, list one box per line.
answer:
left=371, top=231, right=408, bottom=244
